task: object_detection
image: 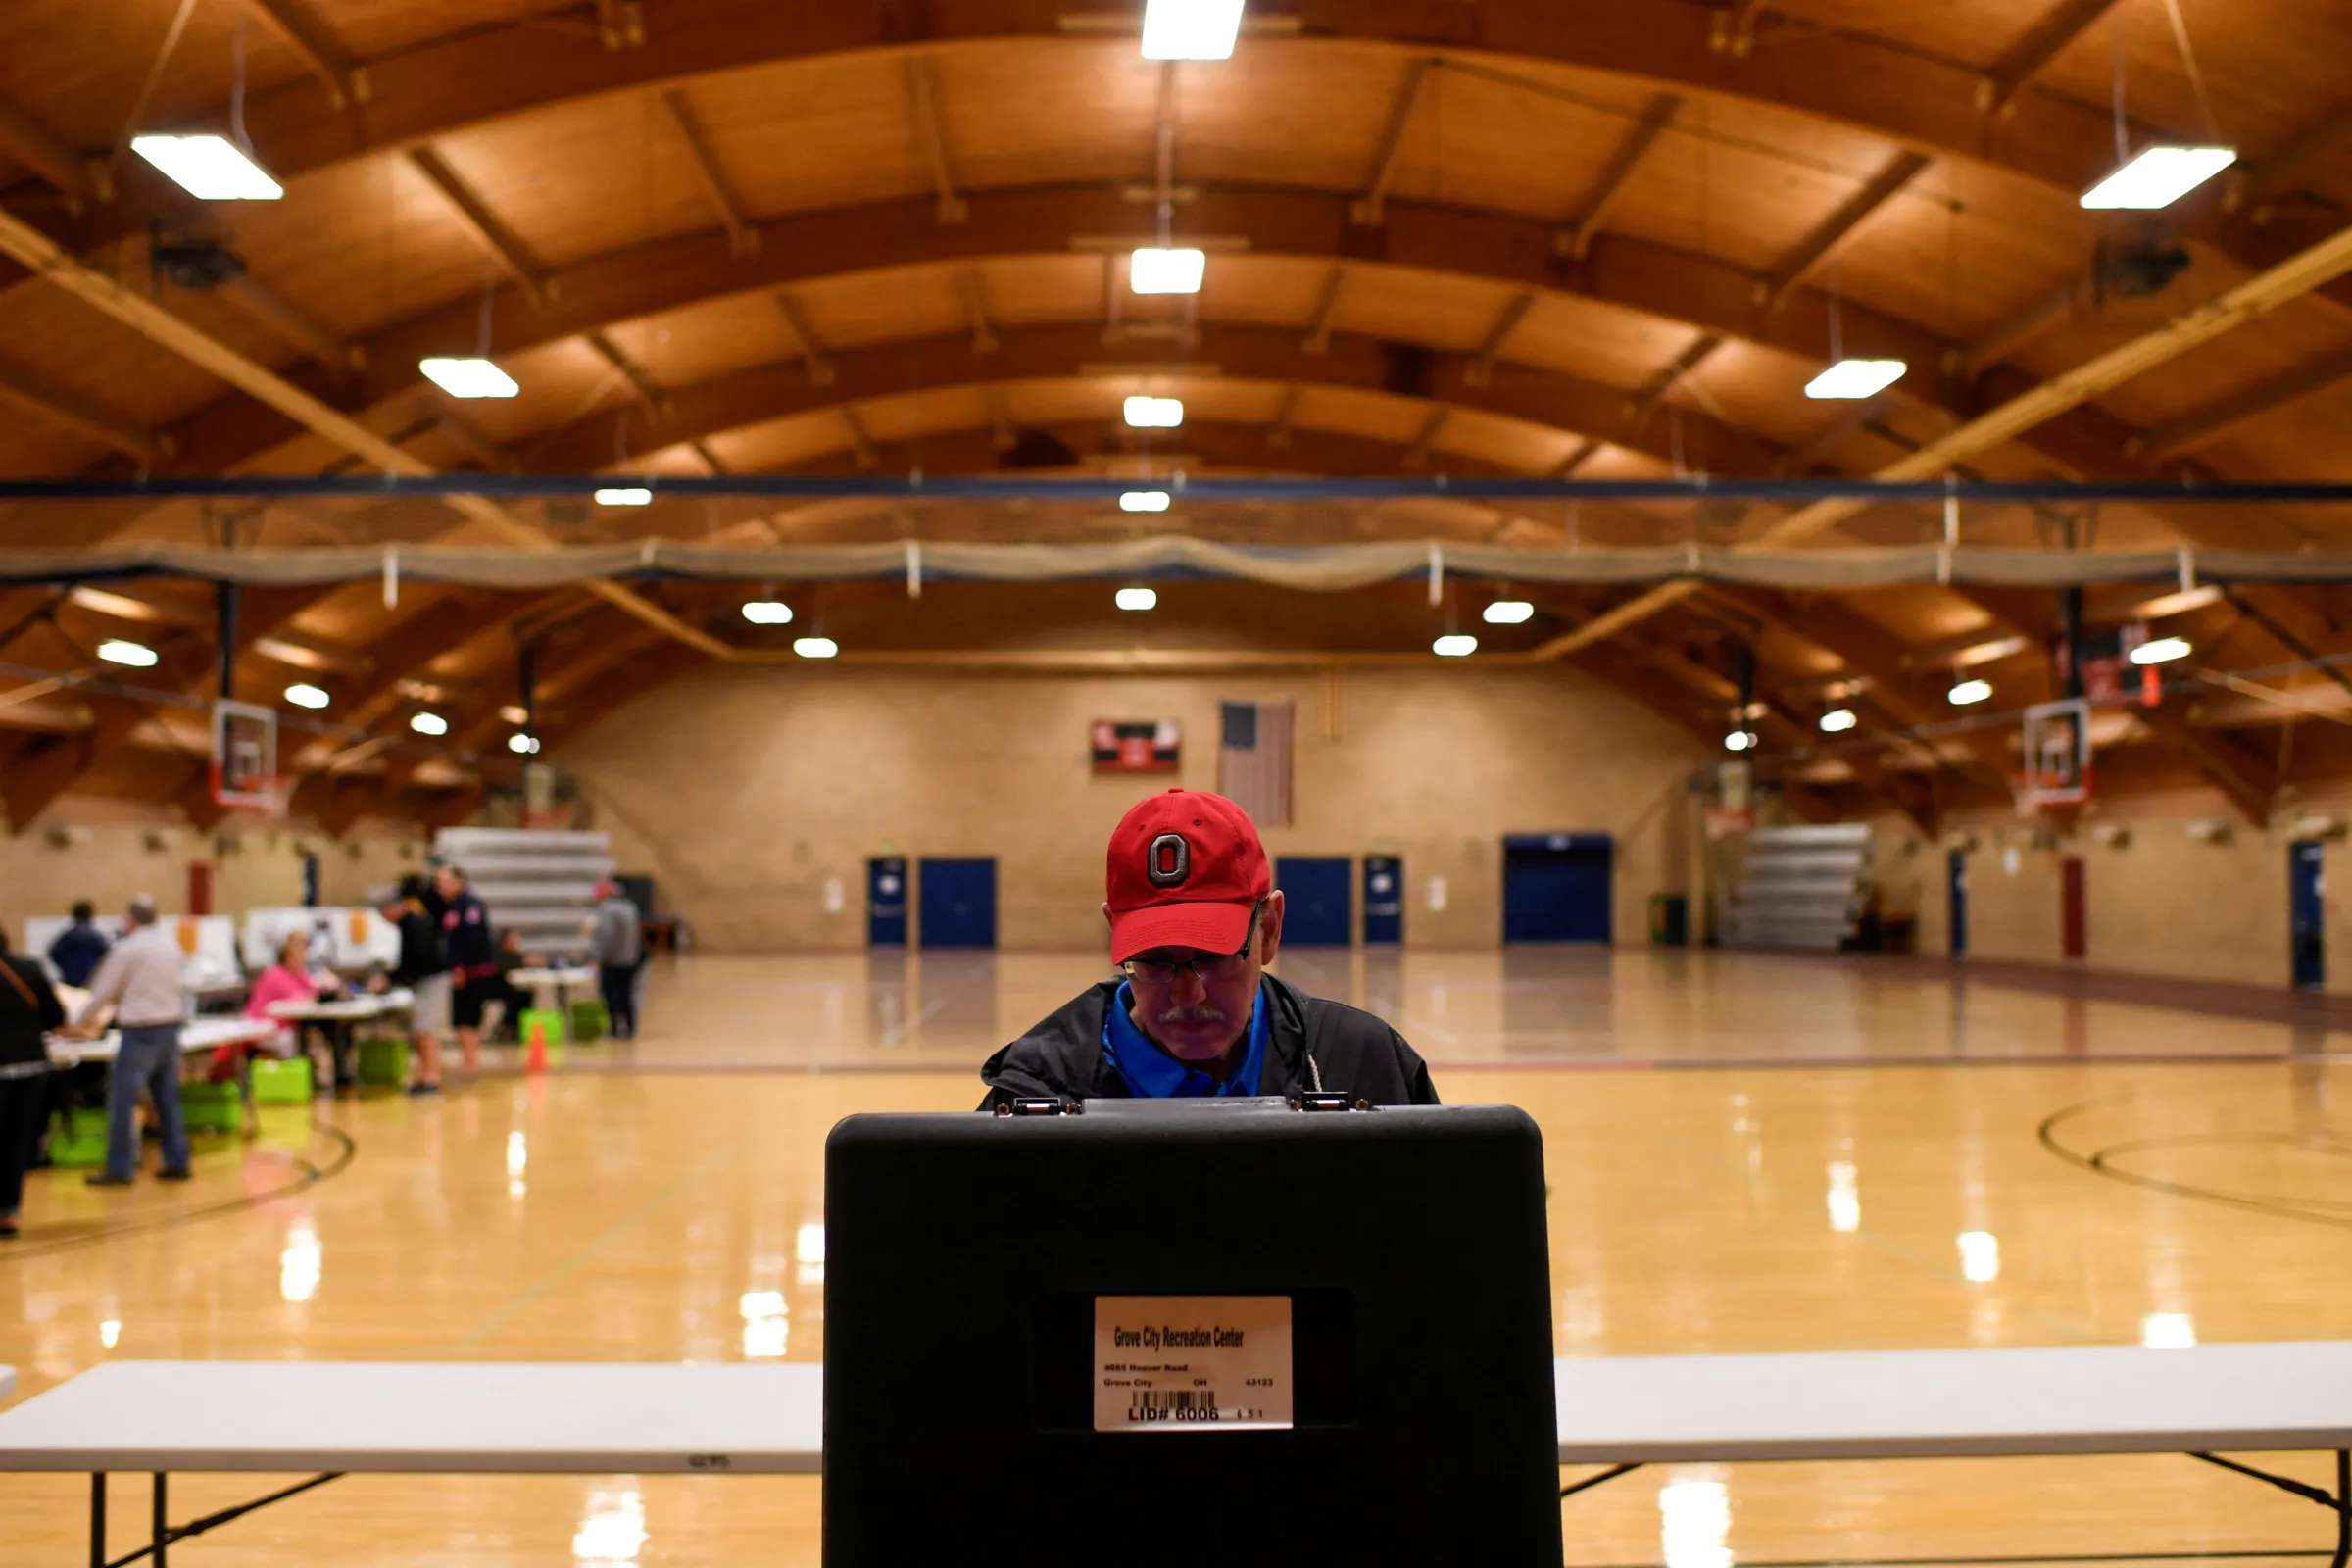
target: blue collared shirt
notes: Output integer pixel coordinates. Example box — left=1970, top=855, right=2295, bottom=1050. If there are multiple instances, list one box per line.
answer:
left=1102, top=979, right=1271, bottom=1099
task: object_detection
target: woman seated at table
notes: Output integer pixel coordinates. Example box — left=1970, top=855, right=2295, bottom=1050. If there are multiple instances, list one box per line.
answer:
left=240, top=931, right=345, bottom=1069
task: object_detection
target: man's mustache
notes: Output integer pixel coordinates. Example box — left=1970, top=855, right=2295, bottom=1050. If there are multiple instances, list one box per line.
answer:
left=1155, top=1004, right=1227, bottom=1026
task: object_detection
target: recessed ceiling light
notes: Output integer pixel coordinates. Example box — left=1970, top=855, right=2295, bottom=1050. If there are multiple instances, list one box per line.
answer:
left=1123, top=395, right=1185, bottom=429
left=593, top=487, right=653, bottom=507
left=2132, top=584, right=2224, bottom=619
left=419, top=357, right=519, bottom=399
left=2081, top=146, right=2236, bottom=211
left=1948, top=679, right=1992, bottom=706
left=1120, top=490, right=1172, bottom=513
left=1130, top=247, right=1207, bottom=295
left=96, top=639, right=159, bottom=667
left=1116, top=586, right=1158, bottom=612
left=508, top=732, right=541, bottom=755
left=1819, top=708, right=1857, bottom=733
left=1724, top=730, right=1756, bottom=752
left=2131, top=636, right=2192, bottom=666
left=794, top=637, right=839, bottom=660
left=410, top=711, right=450, bottom=736
left=1805, top=359, right=1908, bottom=400
left=1432, top=634, right=1478, bottom=658
left=1141, top=0, right=1245, bottom=60
left=742, top=601, right=794, bottom=625
left=1483, top=600, right=1534, bottom=625
left=130, top=134, right=282, bottom=200
left=283, top=683, right=329, bottom=710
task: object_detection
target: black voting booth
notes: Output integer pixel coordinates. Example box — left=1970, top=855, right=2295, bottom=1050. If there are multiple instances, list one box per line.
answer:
left=822, top=1101, right=1562, bottom=1564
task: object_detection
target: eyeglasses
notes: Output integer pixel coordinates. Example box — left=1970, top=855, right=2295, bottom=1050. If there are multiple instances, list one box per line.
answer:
left=1120, top=901, right=1264, bottom=986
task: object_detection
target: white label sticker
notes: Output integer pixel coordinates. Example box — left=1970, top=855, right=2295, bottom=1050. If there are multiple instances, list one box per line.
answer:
left=1093, top=1296, right=1293, bottom=1433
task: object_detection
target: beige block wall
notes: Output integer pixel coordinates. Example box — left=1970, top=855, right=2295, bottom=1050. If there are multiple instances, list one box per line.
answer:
left=2, top=808, right=426, bottom=948
left=559, top=663, right=1706, bottom=953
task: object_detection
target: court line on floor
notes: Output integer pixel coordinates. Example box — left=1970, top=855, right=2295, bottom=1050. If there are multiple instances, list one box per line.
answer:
left=2039, top=1093, right=2352, bottom=1231
left=0, top=1118, right=358, bottom=1263
left=444, top=1136, right=752, bottom=1354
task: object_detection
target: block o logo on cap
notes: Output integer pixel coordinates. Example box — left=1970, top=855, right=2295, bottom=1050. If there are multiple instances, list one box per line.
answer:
left=1146, top=832, right=1190, bottom=889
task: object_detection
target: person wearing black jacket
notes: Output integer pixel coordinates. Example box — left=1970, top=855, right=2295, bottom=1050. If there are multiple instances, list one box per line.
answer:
left=0, top=929, right=67, bottom=1239
left=980, top=789, right=1438, bottom=1110
left=374, top=880, right=449, bottom=1097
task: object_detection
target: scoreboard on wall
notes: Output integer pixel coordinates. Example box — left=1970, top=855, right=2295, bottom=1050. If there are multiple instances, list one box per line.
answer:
left=1092, top=719, right=1181, bottom=774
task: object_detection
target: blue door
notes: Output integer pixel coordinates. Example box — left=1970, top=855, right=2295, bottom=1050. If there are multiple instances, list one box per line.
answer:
left=867, top=857, right=908, bottom=948
left=1501, top=835, right=1613, bottom=944
left=2291, top=842, right=2325, bottom=989
left=1277, top=858, right=1353, bottom=947
left=919, top=858, right=997, bottom=950
left=1363, top=856, right=1403, bottom=947
left=1948, top=850, right=1969, bottom=959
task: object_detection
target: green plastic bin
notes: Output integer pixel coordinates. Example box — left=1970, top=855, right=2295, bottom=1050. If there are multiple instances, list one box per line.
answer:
left=252, top=1056, right=314, bottom=1104
left=179, top=1080, right=241, bottom=1136
left=45, top=1109, right=109, bottom=1168
left=357, top=1036, right=409, bottom=1089
left=568, top=1000, right=609, bottom=1045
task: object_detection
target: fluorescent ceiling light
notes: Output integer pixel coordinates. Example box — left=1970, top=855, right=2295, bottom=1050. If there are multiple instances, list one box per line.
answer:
left=1950, top=635, right=2027, bottom=669
left=283, top=683, right=329, bottom=710
left=508, top=733, right=541, bottom=755
left=1130, top=247, right=1207, bottom=295
left=2081, top=146, right=2236, bottom=211
left=96, top=639, right=158, bottom=668
left=1948, top=679, right=1993, bottom=706
left=1141, top=0, right=1245, bottom=60
left=1724, top=730, right=1755, bottom=752
left=1123, top=395, right=1185, bottom=429
left=741, top=601, right=794, bottom=625
left=1432, top=634, right=1478, bottom=658
left=2131, top=636, right=2192, bottom=665
left=2133, top=584, right=2224, bottom=619
left=794, top=637, right=839, bottom=660
left=418, top=357, right=519, bottom=399
left=1116, top=586, right=1159, bottom=612
left=1120, top=490, right=1172, bottom=513
left=499, top=704, right=529, bottom=724
left=1483, top=600, right=1535, bottom=625
left=130, top=134, right=283, bottom=200
left=1819, top=708, right=1857, bottom=733
left=1805, top=359, right=1908, bottom=400
left=593, top=487, right=652, bottom=507
left=410, top=711, right=449, bottom=736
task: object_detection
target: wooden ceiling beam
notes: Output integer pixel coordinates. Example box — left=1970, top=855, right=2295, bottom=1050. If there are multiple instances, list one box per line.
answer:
left=0, top=96, right=108, bottom=210
left=2131, top=347, right=2352, bottom=464
left=213, top=272, right=363, bottom=371
left=1948, top=274, right=2095, bottom=382
left=656, top=89, right=760, bottom=256
left=958, top=268, right=1000, bottom=356
left=586, top=330, right=668, bottom=410
left=2229, top=101, right=2352, bottom=225
left=772, top=292, right=837, bottom=386
left=1758, top=150, right=1934, bottom=310
left=1975, top=0, right=2126, bottom=115
left=1555, top=92, right=1680, bottom=260
left=0, top=358, right=168, bottom=463
left=905, top=54, right=969, bottom=225
left=244, top=0, right=369, bottom=108
left=408, top=146, right=552, bottom=301
left=1348, top=56, right=1435, bottom=229
left=24, top=0, right=2349, bottom=326
left=2136, top=699, right=2277, bottom=825
left=1464, top=292, right=1536, bottom=388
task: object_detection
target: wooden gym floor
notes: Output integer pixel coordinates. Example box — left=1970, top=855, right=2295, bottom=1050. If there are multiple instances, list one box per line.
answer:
left=2, top=950, right=2347, bottom=1564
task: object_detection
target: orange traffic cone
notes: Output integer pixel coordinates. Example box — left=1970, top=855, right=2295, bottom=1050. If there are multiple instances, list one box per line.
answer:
left=524, top=1016, right=550, bottom=1074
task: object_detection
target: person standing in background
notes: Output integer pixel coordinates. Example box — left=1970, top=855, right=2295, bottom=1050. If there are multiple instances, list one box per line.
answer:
left=0, top=929, right=67, bottom=1239
left=435, top=864, right=496, bottom=1075
left=374, top=879, right=449, bottom=1097
left=65, top=895, right=191, bottom=1187
left=591, top=881, right=644, bottom=1041
left=46, top=901, right=110, bottom=987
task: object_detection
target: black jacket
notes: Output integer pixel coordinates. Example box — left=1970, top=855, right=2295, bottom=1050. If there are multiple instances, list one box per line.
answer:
left=387, top=905, right=446, bottom=986
left=979, top=973, right=1439, bottom=1111
left=0, top=952, right=66, bottom=1069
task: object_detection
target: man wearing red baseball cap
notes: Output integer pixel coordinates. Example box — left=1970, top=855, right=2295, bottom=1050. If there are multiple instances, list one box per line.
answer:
left=980, top=789, right=1439, bottom=1108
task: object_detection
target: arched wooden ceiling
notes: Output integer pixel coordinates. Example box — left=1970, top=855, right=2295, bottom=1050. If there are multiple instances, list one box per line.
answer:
left=2, top=0, right=2350, bottom=833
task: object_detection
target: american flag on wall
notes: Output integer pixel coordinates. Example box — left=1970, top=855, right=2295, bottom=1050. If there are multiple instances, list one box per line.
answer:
left=1218, top=701, right=1294, bottom=828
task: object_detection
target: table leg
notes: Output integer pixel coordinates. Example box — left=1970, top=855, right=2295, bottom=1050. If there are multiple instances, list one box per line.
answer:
left=2333, top=1448, right=2348, bottom=1568
left=89, top=1471, right=104, bottom=1568
left=152, top=1472, right=166, bottom=1566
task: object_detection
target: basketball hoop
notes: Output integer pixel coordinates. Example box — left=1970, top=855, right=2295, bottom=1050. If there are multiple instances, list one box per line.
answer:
left=211, top=699, right=283, bottom=810
left=2019, top=698, right=2092, bottom=810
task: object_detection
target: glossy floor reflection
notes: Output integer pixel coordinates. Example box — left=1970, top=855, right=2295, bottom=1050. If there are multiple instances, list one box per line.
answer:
left=597, top=948, right=2350, bottom=1071
left=0, top=956, right=2347, bottom=1563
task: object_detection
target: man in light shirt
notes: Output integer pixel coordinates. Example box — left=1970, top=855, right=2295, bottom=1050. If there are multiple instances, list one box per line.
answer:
left=67, top=895, right=191, bottom=1187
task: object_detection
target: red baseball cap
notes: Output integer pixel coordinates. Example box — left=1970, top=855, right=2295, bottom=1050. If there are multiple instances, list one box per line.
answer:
left=1105, top=789, right=1271, bottom=963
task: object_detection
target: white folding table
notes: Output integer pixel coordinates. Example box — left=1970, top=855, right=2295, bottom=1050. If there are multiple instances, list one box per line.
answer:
left=43, top=1018, right=277, bottom=1069
left=509, top=965, right=596, bottom=1014
left=266, top=992, right=413, bottom=1088
left=0, top=1348, right=2344, bottom=1568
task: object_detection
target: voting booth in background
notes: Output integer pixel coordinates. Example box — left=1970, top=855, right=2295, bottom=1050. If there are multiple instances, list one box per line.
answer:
left=24, top=913, right=240, bottom=992
left=823, top=1102, right=1561, bottom=1564
left=240, top=907, right=399, bottom=974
